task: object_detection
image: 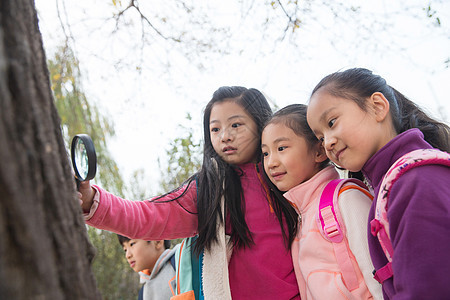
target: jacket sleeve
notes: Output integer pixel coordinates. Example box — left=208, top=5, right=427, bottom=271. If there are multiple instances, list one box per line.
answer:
left=85, top=183, right=198, bottom=240
left=388, top=164, right=450, bottom=299
left=339, top=187, right=383, bottom=300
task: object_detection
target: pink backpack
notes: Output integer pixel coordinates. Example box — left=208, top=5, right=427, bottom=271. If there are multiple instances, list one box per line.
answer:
left=317, top=178, right=373, bottom=291
left=370, top=149, right=450, bottom=284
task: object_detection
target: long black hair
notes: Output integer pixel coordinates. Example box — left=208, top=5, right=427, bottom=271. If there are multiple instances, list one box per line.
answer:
left=154, top=86, right=298, bottom=253
left=310, top=68, right=450, bottom=152
left=197, top=86, right=300, bottom=252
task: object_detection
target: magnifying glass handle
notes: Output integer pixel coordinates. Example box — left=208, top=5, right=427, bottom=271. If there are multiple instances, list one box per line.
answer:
left=75, top=177, right=81, bottom=190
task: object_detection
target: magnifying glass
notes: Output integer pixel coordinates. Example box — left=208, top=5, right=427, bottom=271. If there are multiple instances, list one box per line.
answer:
left=71, top=134, right=97, bottom=188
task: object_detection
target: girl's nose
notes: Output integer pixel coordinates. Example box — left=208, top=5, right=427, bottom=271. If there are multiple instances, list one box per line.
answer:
left=266, top=154, right=279, bottom=168
left=221, top=128, right=233, bottom=142
left=125, top=249, right=132, bottom=259
left=323, top=135, right=336, bottom=151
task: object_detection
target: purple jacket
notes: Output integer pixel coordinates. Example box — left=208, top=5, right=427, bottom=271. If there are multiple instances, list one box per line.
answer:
left=362, top=128, right=450, bottom=299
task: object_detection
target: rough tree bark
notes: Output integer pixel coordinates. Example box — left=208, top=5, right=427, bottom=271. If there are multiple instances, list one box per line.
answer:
left=0, top=1, right=101, bottom=299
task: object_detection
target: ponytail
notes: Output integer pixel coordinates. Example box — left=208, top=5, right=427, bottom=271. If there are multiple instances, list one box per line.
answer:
left=391, top=87, right=450, bottom=152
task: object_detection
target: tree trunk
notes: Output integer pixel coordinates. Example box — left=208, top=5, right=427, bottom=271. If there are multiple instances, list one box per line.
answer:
left=0, top=1, right=101, bottom=299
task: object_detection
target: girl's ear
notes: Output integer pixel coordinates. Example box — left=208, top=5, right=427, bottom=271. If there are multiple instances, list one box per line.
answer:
left=370, top=92, right=390, bottom=122
left=314, top=144, right=328, bottom=163
left=153, top=240, right=164, bottom=250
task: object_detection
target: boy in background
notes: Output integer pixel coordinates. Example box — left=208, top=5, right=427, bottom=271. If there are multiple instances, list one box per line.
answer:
left=118, top=235, right=179, bottom=300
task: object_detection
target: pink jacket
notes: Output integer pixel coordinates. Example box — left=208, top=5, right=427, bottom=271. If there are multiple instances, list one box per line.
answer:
left=284, top=166, right=375, bottom=300
left=86, top=182, right=199, bottom=240
left=86, top=163, right=300, bottom=299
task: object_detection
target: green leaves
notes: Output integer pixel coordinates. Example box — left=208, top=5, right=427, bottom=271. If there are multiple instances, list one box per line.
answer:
left=424, top=4, right=441, bottom=27
left=48, top=45, right=133, bottom=299
left=48, top=45, right=125, bottom=197
left=158, top=114, right=202, bottom=193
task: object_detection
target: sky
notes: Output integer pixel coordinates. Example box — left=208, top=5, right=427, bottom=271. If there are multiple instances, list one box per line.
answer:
left=34, top=0, right=450, bottom=196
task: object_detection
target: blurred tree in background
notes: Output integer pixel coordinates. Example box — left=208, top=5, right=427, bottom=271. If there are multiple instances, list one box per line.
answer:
left=48, top=45, right=203, bottom=299
left=157, top=115, right=203, bottom=247
left=48, top=45, right=125, bottom=196
left=158, top=114, right=202, bottom=193
left=48, top=45, right=139, bottom=299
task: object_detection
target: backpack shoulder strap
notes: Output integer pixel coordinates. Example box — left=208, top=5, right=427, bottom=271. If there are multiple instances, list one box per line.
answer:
left=170, top=251, right=176, bottom=270
left=317, top=178, right=370, bottom=291
left=138, top=284, right=144, bottom=300
left=370, top=149, right=450, bottom=284
left=174, top=238, right=192, bottom=295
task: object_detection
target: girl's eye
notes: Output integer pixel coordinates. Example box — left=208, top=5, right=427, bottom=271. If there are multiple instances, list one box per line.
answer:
left=262, top=151, right=268, bottom=157
left=130, top=242, right=135, bottom=247
left=318, top=137, right=324, bottom=142
left=211, top=127, right=219, bottom=133
left=278, top=146, right=286, bottom=151
left=328, top=118, right=336, bottom=128
left=231, top=123, right=241, bottom=128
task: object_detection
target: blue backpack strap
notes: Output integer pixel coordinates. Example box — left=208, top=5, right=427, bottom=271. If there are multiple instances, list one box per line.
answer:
left=198, top=251, right=204, bottom=300
left=193, top=177, right=204, bottom=299
left=170, top=252, right=176, bottom=270
left=138, top=284, right=144, bottom=300
left=175, top=238, right=191, bottom=295
left=171, top=177, right=203, bottom=299
left=190, top=236, right=201, bottom=300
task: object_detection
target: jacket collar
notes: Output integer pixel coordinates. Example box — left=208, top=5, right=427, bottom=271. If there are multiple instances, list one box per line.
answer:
left=283, top=166, right=339, bottom=213
left=362, top=128, right=432, bottom=193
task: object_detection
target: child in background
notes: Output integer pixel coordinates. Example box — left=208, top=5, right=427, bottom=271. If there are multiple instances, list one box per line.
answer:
left=262, top=104, right=382, bottom=299
left=307, top=67, right=450, bottom=299
left=118, top=236, right=179, bottom=300
left=79, top=86, right=300, bottom=299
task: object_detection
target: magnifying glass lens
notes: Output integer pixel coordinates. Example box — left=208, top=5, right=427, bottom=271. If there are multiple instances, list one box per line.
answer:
left=75, top=139, right=89, bottom=179
left=71, top=133, right=97, bottom=184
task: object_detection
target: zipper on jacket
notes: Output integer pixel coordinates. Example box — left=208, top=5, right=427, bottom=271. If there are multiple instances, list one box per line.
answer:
left=298, top=213, right=303, bottom=238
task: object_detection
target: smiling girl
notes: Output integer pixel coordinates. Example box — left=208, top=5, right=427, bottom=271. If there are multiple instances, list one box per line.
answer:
left=306, top=68, right=450, bottom=299
left=262, top=104, right=382, bottom=299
